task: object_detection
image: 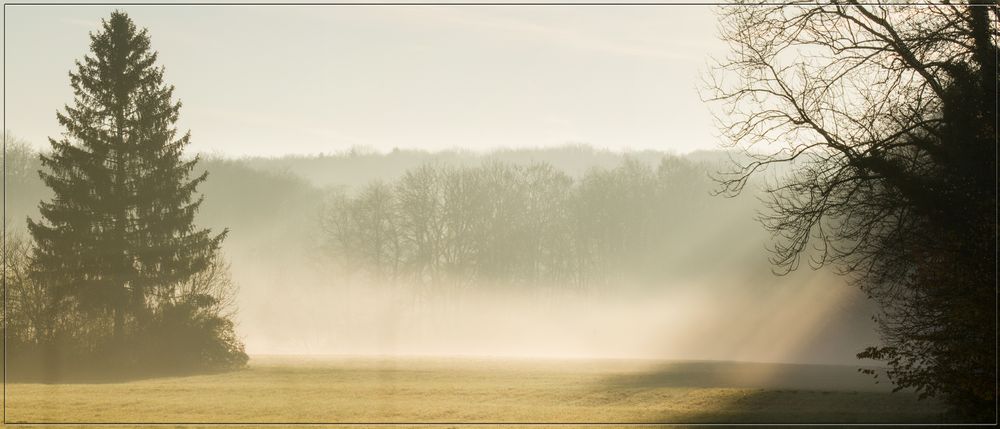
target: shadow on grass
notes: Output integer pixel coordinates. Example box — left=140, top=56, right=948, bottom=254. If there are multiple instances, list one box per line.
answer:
left=602, top=360, right=892, bottom=391
left=591, top=360, right=948, bottom=424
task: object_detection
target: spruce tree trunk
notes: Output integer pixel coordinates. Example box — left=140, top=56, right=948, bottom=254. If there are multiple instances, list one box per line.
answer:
left=113, top=307, right=124, bottom=342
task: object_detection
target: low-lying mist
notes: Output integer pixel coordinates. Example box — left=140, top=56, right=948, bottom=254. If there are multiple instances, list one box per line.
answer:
left=234, top=268, right=875, bottom=364
left=5, top=143, right=879, bottom=365
left=212, top=147, right=876, bottom=365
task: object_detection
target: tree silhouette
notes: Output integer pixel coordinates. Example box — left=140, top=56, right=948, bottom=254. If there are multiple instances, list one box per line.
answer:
left=706, top=1, right=996, bottom=419
left=25, top=11, right=235, bottom=369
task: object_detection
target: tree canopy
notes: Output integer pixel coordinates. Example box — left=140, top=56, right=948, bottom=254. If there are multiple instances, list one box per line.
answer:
left=707, top=0, right=997, bottom=420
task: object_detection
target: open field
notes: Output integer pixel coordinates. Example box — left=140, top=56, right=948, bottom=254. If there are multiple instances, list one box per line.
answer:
left=5, top=355, right=945, bottom=424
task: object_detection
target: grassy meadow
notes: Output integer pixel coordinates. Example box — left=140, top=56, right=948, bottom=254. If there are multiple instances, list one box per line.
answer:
left=5, top=355, right=944, bottom=424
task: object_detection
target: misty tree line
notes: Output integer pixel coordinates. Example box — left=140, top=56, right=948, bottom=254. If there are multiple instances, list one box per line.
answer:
left=321, top=157, right=718, bottom=288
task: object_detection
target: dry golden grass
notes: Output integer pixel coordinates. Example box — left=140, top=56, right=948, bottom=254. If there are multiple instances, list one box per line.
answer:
left=4, top=355, right=944, bottom=425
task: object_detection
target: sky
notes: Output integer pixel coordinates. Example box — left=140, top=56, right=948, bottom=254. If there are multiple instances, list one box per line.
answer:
left=3, top=2, right=728, bottom=157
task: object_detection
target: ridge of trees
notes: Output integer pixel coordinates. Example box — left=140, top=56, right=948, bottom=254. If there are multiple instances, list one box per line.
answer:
left=319, top=156, right=766, bottom=288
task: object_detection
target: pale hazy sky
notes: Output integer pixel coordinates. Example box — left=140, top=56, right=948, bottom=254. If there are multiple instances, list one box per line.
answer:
left=3, top=2, right=727, bottom=157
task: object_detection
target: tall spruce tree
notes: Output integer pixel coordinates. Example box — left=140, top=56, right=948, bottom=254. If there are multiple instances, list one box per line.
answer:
left=27, top=11, right=226, bottom=341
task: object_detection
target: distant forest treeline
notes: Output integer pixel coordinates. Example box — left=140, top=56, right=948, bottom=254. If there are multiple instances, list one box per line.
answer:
left=324, top=158, right=728, bottom=287
left=6, top=139, right=771, bottom=290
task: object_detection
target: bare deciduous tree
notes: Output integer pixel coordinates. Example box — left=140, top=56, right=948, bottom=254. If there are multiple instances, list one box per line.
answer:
left=706, top=1, right=997, bottom=419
